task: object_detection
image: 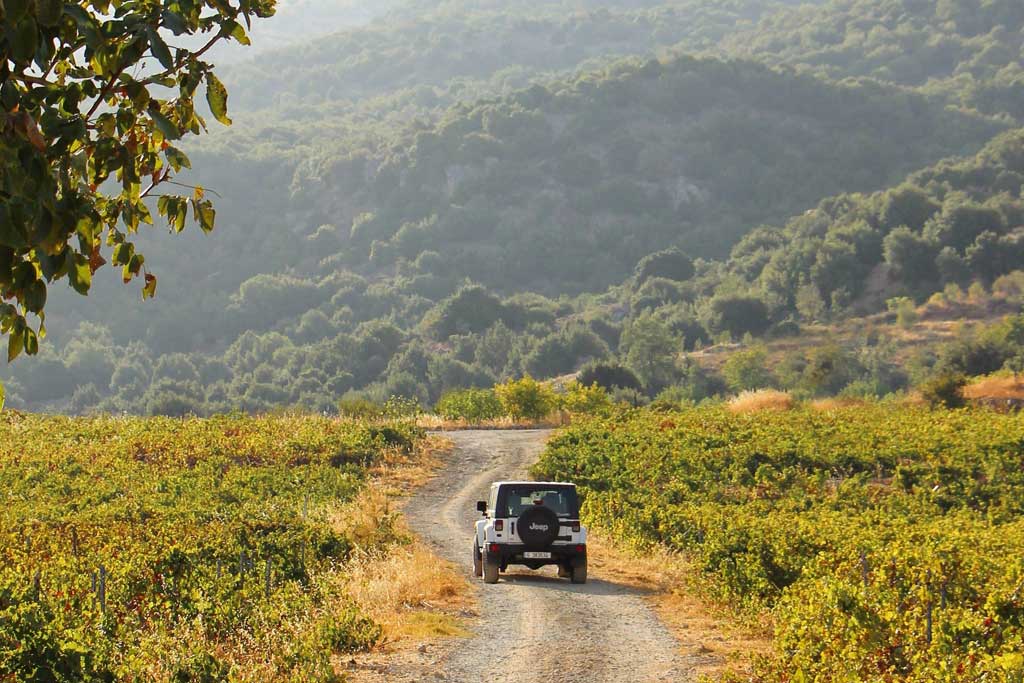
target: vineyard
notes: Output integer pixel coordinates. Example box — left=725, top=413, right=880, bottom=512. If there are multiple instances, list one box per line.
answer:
left=534, top=405, right=1024, bottom=682
left=0, top=412, right=424, bottom=682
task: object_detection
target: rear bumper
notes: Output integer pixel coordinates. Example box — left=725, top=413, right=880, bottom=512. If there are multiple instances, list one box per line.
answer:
left=485, top=543, right=586, bottom=567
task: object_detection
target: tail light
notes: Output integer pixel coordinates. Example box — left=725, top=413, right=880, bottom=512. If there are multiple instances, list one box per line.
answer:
left=489, top=544, right=500, bottom=553
left=494, top=520, right=504, bottom=531
left=575, top=545, right=586, bottom=553
left=572, top=523, right=581, bottom=533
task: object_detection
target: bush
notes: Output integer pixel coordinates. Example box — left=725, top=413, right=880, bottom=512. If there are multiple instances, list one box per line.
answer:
left=494, top=376, right=558, bottom=422
left=919, top=373, right=967, bottom=409
left=723, top=346, right=775, bottom=392
left=886, top=297, right=919, bottom=329
left=337, top=397, right=385, bottom=419
left=559, top=381, right=612, bottom=414
left=634, top=248, right=695, bottom=285
left=577, top=361, right=643, bottom=392
left=435, top=388, right=505, bottom=422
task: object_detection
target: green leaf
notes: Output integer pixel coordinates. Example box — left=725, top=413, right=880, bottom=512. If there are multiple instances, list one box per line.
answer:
left=149, top=107, right=181, bottom=140
left=227, top=21, right=251, bottom=46
left=146, top=28, right=174, bottom=70
left=24, top=280, right=46, bottom=313
left=34, top=0, right=63, bottom=27
left=161, top=9, right=188, bottom=35
left=8, top=327, right=24, bottom=363
left=5, top=0, right=30, bottom=21
left=205, top=73, right=231, bottom=126
left=164, top=146, right=191, bottom=172
left=142, top=273, right=157, bottom=300
left=23, top=327, right=38, bottom=356
left=66, top=253, right=91, bottom=295
left=10, top=17, right=39, bottom=63
left=0, top=205, right=28, bottom=249
left=192, top=199, right=215, bottom=233
left=112, top=242, right=134, bottom=266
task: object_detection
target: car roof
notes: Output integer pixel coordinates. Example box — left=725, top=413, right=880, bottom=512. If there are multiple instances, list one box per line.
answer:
left=492, top=481, right=576, bottom=487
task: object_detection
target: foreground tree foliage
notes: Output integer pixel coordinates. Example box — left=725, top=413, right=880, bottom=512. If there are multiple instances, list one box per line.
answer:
left=0, top=0, right=274, bottom=381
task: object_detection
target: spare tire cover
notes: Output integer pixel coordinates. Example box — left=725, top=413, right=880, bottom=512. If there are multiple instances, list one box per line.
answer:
left=517, top=506, right=560, bottom=549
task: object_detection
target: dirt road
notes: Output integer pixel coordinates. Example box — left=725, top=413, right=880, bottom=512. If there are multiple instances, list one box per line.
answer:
left=399, top=429, right=689, bottom=683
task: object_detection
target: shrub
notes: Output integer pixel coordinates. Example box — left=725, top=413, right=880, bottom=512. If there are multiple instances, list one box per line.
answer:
left=723, top=346, right=775, bottom=392
left=886, top=297, right=919, bottom=329
left=577, top=361, right=642, bottom=392
left=634, top=247, right=695, bottom=284
left=727, top=389, right=796, bottom=414
left=494, top=376, right=558, bottom=422
left=559, top=381, right=612, bottom=414
left=919, top=373, right=967, bottom=409
left=338, top=397, right=385, bottom=419
left=435, top=388, right=505, bottom=422
left=704, top=294, right=771, bottom=338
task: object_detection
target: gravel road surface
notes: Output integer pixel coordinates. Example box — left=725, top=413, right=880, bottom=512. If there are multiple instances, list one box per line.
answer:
left=398, top=429, right=689, bottom=683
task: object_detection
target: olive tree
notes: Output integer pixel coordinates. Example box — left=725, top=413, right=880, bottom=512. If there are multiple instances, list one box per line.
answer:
left=1, top=0, right=275, bottom=407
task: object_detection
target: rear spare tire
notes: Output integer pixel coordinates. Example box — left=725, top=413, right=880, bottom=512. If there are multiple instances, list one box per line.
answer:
left=516, top=506, right=560, bottom=549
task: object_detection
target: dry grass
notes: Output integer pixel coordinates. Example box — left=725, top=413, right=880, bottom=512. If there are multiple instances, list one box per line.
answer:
left=587, top=533, right=772, bottom=680
left=416, top=412, right=570, bottom=431
left=336, top=434, right=477, bottom=650
left=964, top=374, right=1024, bottom=401
left=727, top=390, right=796, bottom=414
left=810, top=396, right=868, bottom=411
left=344, top=542, right=475, bottom=645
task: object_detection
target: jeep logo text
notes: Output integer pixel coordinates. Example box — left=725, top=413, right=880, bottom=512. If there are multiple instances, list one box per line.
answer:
left=529, top=523, right=549, bottom=531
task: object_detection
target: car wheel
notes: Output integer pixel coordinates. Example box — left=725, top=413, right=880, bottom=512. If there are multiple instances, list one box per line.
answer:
left=483, top=557, right=500, bottom=584
left=472, top=539, right=482, bottom=577
left=571, top=560, right=587, bottom=584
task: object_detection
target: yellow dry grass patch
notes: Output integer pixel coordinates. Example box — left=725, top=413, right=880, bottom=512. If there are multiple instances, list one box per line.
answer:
left=344, top=542, right=474, bottom=646
left=964, top=374, right=1024, bottom=401
left=587, top=534, right=771, bottom=680
left=334, top=435, right=476, bottom=651
left=727, top=389, right=795, bottom=414
left=810, top=396, right=868, bottom=411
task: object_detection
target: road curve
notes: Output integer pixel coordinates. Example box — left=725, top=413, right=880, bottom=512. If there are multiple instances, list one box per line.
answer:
left=403, top=429, right=689, bottom=683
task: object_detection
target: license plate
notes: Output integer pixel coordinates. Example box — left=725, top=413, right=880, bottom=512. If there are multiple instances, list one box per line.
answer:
left=523, top=551, right=551, bottom=559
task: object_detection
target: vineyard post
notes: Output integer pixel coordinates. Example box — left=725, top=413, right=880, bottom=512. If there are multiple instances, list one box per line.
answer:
left=71, top=527, right=79, bottom=556
left=239, top=550, right=247, bottom=583
left=98, top=566, right=107, bottom=613
left=32, top=569, right=41, bottom=599
left=925, top=570, right=933, bottom=645
left=264, top=558, right=271, bottom=599
left=860, top=551, right=869, bottom=588
left=303, top=494, right=309, bottom=519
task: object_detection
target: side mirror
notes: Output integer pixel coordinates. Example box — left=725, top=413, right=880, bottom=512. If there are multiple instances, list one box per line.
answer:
left=476, top=501, right=487, bottom=515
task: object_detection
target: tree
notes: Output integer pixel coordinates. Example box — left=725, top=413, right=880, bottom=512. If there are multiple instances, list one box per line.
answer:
left=883, top=226, right=937, bottom=286
left=494, top=375, right=557, bottom=422
left=620, top=313, right=678, bottom=393
left=723, top=346, right=775, bottom=392
left=1, top=0, right=275, bottom=398
left=634, top=248, right=695, bottom=285
left=704, top=294, right=771, bottom=338
left=577, top=361, right=642, bottom=393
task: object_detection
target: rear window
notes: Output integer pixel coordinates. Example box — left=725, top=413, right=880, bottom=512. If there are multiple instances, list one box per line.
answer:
left=498, top=485, right=579, bottom=518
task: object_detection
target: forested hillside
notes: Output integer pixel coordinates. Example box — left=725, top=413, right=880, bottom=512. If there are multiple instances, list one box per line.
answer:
left=723, top=0, right=1024, bottom=120
left=2, top=0, right=1022, bottom=415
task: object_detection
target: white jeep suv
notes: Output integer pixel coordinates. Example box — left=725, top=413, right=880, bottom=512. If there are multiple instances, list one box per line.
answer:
left=473, top=481, right=588, bottom=584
